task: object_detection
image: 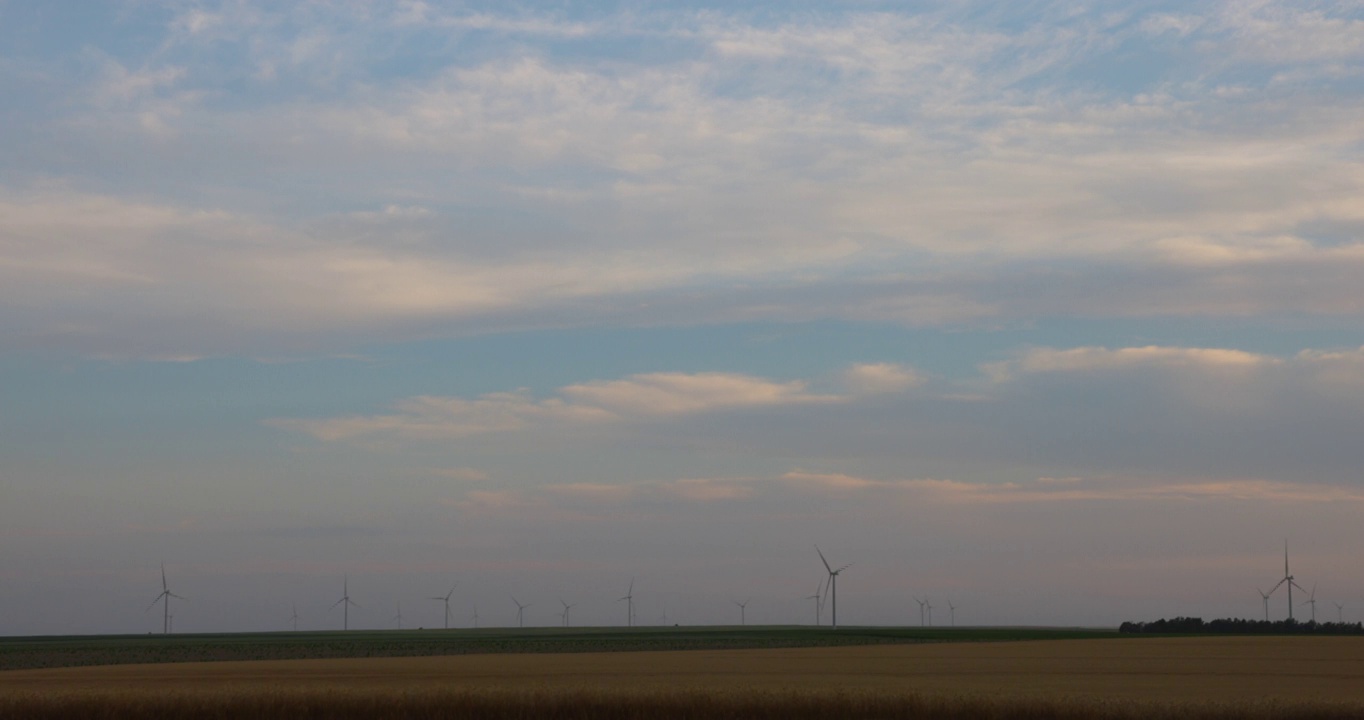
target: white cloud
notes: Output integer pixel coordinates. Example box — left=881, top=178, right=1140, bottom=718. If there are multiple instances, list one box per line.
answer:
left=841, top=363, right=925, bottom=396
left=983, top=345, right=1277, bottom=382
left=269, top=370, right=845, bottom=443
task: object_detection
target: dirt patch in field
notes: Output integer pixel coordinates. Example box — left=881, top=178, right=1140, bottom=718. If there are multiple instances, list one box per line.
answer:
left=4, top=636, right=1363, bottom=704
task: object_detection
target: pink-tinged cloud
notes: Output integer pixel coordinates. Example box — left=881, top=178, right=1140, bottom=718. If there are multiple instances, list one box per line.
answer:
left=268, top=367, right=896, bottom=443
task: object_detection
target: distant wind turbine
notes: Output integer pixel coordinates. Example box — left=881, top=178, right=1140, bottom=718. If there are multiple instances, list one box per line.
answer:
left=947, top=600, right=957, bottom=627
left=913, top=597, right=927, bottom=627
left=290, top=603, right=300, bottom=631
left=392, top=601, right=404, bottom=629
left=1302, top=584, right=1319, bottom=623
left=1256, top=588, right=1271, bottom=621
left=1334, top=601, right=1345, bottom=624
left=471, top=604, right=480, bottom=628
left=511, top=596, right=530, bottom=628
left=805, top=581, right=824, bottom=626
left=331, top=575, right=361, bottom=630
left=1267, top=541, right=1307, bottom=621
left=430, top=585, right=457, bottom=629
left=816, top=546, right=851, bottom=629
left=734, top=599, right=750, bottom=626
left=618, top=578, right=635, bottom=628
left=925, top=598, right=934, bottom=626
left=559, top=598, right=577, bottom=628
left=146, top=563, right=186, bottom=635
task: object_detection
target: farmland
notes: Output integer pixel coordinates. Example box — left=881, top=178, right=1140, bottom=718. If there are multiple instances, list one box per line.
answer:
left=0, top=625, right=1115, bottom=671
left=3, top=635, right=1364, bottom=718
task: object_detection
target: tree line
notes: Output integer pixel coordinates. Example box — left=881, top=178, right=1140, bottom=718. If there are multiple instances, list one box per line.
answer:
left=1119, top=617, right=1364, bottom=634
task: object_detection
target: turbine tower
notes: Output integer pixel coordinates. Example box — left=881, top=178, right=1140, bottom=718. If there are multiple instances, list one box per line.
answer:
left=947, top=600, right=957, bottom=627
left=146, top=563, right=186, bottom=635
left=392, top=601, right=404, bottom=629
left=816, top=546, right=851, bottom=629
left=430, top=585, right=457, bottom=629
left=1334, top=601, right=1345, bottom=624
left=925, top=597, right=934, bottom=626
left=510, top=596, right=530, bottom=628
left=734, top=599, right=750, bottom=626
left=913, top=597, right=927, bottom=627
left=1256, top=588, right=1271, bottom=621
left=617, top=578, right=635, bottom=628
left=559, top=598, right=577, bottom=628
left=331, top=575, right=360, bottom=630
left=291, top=603, right=300, bottom=631
left=1267, top=541, right=1307, bottom=621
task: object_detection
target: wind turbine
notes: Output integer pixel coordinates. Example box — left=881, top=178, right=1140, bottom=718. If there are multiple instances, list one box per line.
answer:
left=925, top=598, right=934, bottom=626
left=1334, top=601, right=1345, bottom=624
left=559, top=598, right=577, bottom=628
left=430, top=585, right=457, bottom=629
left=617, top=578, right=635, bottom=628
left=805, top=581, right=824, bottom=626
left=734, top=599, right=750, bottom=626
left=331, top=575, right=361, bottom=630
left=510, top=596, right=530, bottom=628
left=816, top=546, right=851, bottom=629
left=1256, top=588, right=1271, bottom=621
left=947, top=600, right=957, bottom=627
left=146, top=563, right=185, bottom=635
left=471, top=604, right=480, bottom=628
left=913, top=597, right=927, bottom=627
left=1302, top=585, right=1319, bottom=623
left=1267, top=541, right=1307, bottom=621
left=290, top=603, right=300, bottom=631
left=392, top=601, right=404, bottom=629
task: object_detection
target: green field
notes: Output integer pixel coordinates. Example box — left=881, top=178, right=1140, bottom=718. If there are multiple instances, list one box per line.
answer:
left=0, top=625, right=1118, bottom=671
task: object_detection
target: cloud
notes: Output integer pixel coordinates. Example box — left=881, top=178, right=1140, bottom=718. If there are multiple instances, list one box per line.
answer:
left=982, top=345, right=1277, bottom=382
left=841, top=363, right=925, bottom=395
left=2, top=4, right=1362, bottom=357
left=269, top=370, right=848, bottom=443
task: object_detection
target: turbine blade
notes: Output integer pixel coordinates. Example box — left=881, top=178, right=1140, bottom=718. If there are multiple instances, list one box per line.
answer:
left=146, top=592, right=167, bottom=612
left=816, top=546, right=833, bottom=573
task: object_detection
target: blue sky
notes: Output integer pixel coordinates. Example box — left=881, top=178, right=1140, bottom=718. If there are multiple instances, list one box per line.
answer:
left=2, top=0, right=1363, bottom=635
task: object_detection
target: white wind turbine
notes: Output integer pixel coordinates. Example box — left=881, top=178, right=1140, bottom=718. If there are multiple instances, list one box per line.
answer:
left=913, top=597, right=927, bottom=627
left=805, top=581, right=824, bottom=626
left=1256, top=588, right=1271, bottom=621
left=431, top=585, right=457, bottom=629
left=816, top=546, right=852, bottom=629
left=471, top=604, right=480, bottom=628
left=510, top=596, right=531, bottom=628
left=559, top=598, right=577, bottom=628
left=925, top=598, right=934, bottom=626
left=1301, top=584, right=1319, bottom=623
left=733, top=599, right=750, bottom=626
left=1334, top=601, right=1345, bottom=624
left=392, top=601, right=404, bottom=629
left=331, top=575, right=361, bottom=630
left=146, top=563, right=186, bottom=635
left=290, top=603, right=300, bottom=631
left=1267, top=541, right=1307, bottom=621
left=618, top=578, right=635, bottom=628
left=947, top=600, right=957, bottom=627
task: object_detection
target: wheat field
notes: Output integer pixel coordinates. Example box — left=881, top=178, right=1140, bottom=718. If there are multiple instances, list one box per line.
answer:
left=4, top=636, right=1363, bottom=718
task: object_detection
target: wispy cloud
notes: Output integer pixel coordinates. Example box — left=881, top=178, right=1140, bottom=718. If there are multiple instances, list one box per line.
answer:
left=268, top=369, right=862, bottom=443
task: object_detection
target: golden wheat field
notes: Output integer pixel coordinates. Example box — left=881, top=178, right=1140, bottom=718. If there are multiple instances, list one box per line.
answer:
left=4, top=636, right=1364, bottom=718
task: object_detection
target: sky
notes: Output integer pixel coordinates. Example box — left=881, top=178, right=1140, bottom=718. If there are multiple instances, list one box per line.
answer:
left=2, top=0, right=1363, bottom=635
